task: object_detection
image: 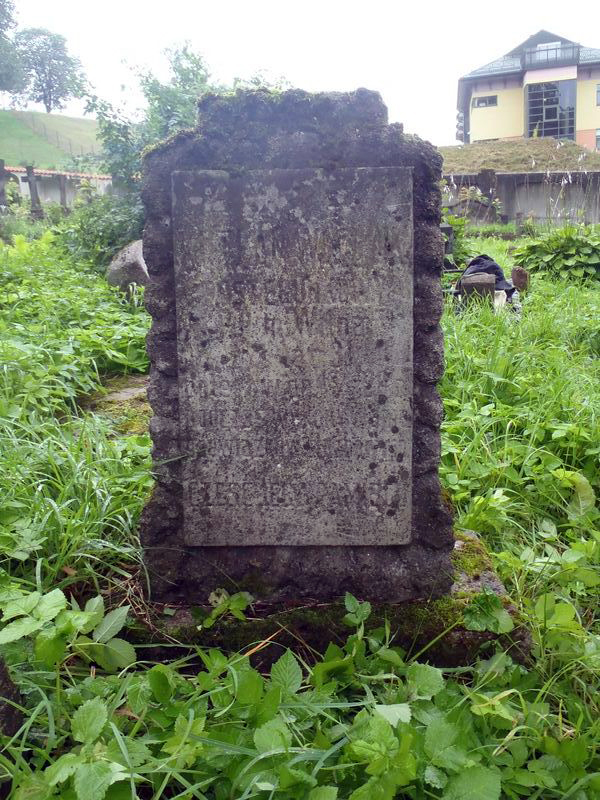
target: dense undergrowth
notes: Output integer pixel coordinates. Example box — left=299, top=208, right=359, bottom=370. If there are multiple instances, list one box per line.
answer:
left=0, top=233, right=599, bottom=799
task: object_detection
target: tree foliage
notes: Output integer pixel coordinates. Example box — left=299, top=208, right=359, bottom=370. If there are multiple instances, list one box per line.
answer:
left=0, top=0, right=15, bottom=36
left=0, top=0, right=24, bottom=93
left=88, top=43, right=289, bottom=187
left=14, top=27, right=84, bottom=113
left=137, top=44, right=220, bottom=140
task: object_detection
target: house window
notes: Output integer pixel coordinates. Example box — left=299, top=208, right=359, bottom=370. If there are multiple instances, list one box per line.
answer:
left=596, top=129, right=600, bottom=150
left=472, top=95, right=497, bottom=108
left=597, top=84, right=600, bottom=105
left=527, top=80, right=576, bottom=140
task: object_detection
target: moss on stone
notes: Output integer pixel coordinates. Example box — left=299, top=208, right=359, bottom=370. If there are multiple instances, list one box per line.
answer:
left=83, top=374, right=151, bottom=435
left=452, top=530, right=494, bottom=578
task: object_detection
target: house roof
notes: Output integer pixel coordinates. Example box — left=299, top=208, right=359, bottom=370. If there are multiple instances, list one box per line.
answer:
left=462, top=55, right=522, bottom=80
left=505, top=30, right=577, bottom=56
left=460, top=29, right=600, bottom=82
left=4, top=165, right=111, bottom=180
left=581, top=46, right=600, bottom=64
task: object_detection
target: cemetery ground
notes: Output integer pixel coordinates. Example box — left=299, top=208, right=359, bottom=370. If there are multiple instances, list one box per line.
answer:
left=0, top=227, right=599, bottom=799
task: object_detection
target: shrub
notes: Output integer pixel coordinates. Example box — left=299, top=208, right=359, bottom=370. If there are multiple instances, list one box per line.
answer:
left=513, top=224, right=600, bottom=280
left=58, top=189, right=144, bottom=269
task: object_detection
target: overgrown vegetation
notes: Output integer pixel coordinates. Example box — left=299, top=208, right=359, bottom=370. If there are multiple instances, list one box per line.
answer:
left=440, top=137, right=600, bottom=174
left=57, top=188, right=145, bottom=268
left=513, top=224, right=600, bottom=281
left=0, top=229, right=599, bottom=798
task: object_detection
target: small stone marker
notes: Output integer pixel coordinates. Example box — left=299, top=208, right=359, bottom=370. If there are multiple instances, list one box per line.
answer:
left=141, top=90, right=453, bottom=605
left=460, top=273, right=496, bottom=301
left=511, top=266, right=530, bottom=292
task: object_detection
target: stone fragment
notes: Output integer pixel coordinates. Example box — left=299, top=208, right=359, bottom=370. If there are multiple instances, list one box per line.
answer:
left=106, top=239, right=150, bottom=292
left=511, top=266, right=530, bottom=292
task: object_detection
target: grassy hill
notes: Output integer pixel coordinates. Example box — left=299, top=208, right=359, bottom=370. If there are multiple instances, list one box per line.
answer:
left=0, top=110, right=100, bottom=169
left=440, top=138, right=600, bottom=174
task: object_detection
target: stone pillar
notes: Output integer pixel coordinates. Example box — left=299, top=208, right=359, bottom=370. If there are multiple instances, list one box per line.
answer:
left=0, top=159, right=9, bottom=206
left=58, top=174, right=68, bottom=210
left=140, top=89, right=453, bottom=605
left=25, top=166, right=43, bottom=219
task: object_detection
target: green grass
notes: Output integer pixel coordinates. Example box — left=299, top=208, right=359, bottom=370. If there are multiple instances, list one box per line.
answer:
left=0, top=230, right=599, bottom=798
left=0, top=110, right=100, bottom=169
left=0, top=232, right=151, bottom=590
left=0, top=110, right=68, bottom=169
left=440, top=137, right=600, bottom=174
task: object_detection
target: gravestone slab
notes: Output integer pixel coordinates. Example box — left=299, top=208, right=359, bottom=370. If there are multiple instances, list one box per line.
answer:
left=173, top=167, right=413, bottom=546
left=141, top=89, right=454, bottom=605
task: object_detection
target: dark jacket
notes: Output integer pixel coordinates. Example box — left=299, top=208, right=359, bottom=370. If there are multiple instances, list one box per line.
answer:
left=459, top=254, right=514, bottom=293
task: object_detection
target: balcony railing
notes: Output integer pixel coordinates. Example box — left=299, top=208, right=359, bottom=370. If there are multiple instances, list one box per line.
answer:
left=523, top=45, right=580, bottom=68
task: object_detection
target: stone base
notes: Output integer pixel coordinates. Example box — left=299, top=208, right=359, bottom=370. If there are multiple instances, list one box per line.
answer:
left=144, top=542, right=453, bottom=606
left=136, top=531, right=530, bottom=667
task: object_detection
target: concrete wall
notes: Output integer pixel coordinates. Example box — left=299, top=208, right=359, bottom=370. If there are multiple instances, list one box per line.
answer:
left=18, top=174, right=111, bottom=206
left=444, top=169, right=600, bottom=223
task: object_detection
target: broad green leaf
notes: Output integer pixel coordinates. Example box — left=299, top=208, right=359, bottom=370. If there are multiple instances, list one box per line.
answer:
left=407, top=663, right=444, bottom=699
left=101, top=637, right=137, bottom=670
left=73, top=762, right=115, bottom=800
left=566, top=473, right=596, bottom=518
left=127, top=678, right=152, bottom=715
left=425, top=718, right=469, bottom=772
left=271, top=649, right=302, bottom=695
left=35, top=629, right=67, bottom=666
left=12, top=774, right=53, bottom=800
left=71, top=697, right=108, bottom=743
left=106, top=737, right=151, bottom=768
left=424, top=764, right=447, bottom=789
left=278, top=765, right=317, bottom=790
left=236, top=667, right=264, bottom=704
left=253, top=717, right=292, bottom=753
left=105, top=784, right=132, bottom=800
left=92, top=605, right=130, bottom=643
left=255, top=685, right=281, bottom=725
left=309, top=788, right=338, bottom=800
left=548, top=602, right=577, bottom=628
left=2, top=591, right=40, bottom=621
left=85, top=595, right=105, bottom=623
left=374, top=703, right=411, bottom=726
left=55, top=610, right=99, bottom=636
left=45, top=753, right=82, bottom=786
left=148, top=664, right=173, bottom=703
left=344, top=592, right=360, bottom=613
left=0, top=616, right=44, bottom=644
left=442, top=766, right=501, bottom=800
left=463, top=589, right=514, bottom=634
left=34, top=589, right=67, bottom=622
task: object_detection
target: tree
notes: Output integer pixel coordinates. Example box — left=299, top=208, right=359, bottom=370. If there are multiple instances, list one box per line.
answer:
left=87, top=43, right=223, bottom=186
left=0, top=0, right=25, bottom=93
left=137, top=44, right=221, bottom=140
left=87, top=43, right=289, bottom=187
left=14, top=28, right=84, bottom=112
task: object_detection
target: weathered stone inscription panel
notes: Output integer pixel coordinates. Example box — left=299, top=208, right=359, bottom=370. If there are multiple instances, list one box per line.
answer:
left=172, top=167, right=414, bottom=545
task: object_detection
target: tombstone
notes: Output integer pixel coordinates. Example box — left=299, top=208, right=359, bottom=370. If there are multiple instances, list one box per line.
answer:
left=140, top=90, right=454, bottom=606
left=511, top=266, right=530, bottom=292
left=25, top=166, right=43, bottom=220
left=460, top=273, right=496, bottom=301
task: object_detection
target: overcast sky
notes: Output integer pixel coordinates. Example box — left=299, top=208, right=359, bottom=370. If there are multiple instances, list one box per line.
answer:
left=12, top=0, right=600, bottom=146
